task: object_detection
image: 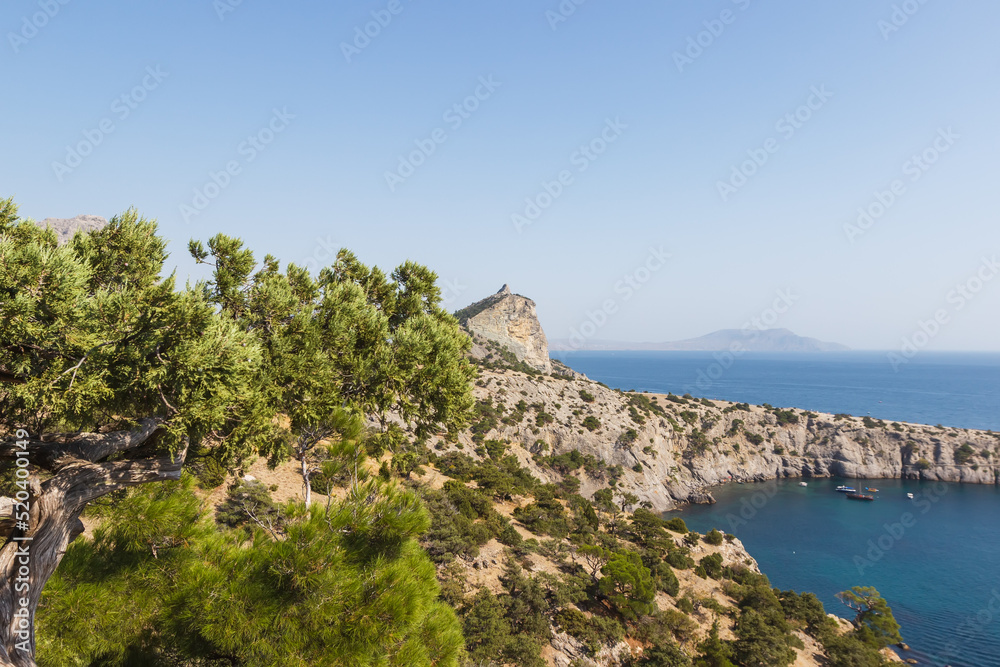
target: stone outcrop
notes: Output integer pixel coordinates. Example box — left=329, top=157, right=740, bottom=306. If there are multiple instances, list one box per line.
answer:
left=449, top=287, right=998, bottom=511
left=454, top=368, right=1000, bottom=512
left=38, top=214, right=107, bottom=244
left=456, top=285, right=552, bottom=373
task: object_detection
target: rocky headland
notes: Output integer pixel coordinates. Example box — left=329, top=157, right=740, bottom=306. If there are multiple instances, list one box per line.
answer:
left=448, top=287, right=1000, bottom=512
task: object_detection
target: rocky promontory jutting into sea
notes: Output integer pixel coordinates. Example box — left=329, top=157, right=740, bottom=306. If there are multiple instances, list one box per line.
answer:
left=450, top=285, right=1000, bottom=512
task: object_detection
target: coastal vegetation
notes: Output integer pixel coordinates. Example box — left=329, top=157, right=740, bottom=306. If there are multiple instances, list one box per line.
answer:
left=0, top=201, right=921, bottom=665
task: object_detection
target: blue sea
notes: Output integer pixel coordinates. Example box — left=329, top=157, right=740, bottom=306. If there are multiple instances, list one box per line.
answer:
left=552, top=351, right=1000, bottom=431
left=553, top=351, right=1000, bottom=666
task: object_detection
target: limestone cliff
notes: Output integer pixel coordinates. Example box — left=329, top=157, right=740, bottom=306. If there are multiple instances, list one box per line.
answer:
left=456, top=285, right=552, bottom=374
left=446, top=288, right=997, bottom=509
left=448, top=369, right=1000, bottom=512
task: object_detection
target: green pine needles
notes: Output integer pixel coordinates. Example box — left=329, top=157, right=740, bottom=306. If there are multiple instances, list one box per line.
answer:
left=37, top=475, right=464, bottom=666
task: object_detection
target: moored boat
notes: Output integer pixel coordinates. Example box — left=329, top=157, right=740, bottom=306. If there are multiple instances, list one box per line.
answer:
left=847, top=493, right=875, bottom=501
left=864, top=487, right=879, bottom=493
left=799, top=482, right=808, bottom=487
left=835, top=485, right=856, bottom=493
left=906, top=493, right=914, bottom=499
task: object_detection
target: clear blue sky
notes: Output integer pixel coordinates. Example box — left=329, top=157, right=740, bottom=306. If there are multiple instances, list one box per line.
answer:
left=4, top=0, right=999, bottom=350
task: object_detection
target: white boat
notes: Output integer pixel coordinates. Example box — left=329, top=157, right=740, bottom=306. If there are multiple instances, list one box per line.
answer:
left=906, top=493, right=914, bottom=499
left=799, top=482, right=808, bottom=487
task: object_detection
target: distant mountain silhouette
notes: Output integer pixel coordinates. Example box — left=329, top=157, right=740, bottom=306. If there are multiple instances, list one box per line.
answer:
left=549, top=328, right=849, bottom=352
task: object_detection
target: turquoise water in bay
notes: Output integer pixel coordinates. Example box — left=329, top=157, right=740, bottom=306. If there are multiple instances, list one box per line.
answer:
left=669, top=479, right=1000, bottom=667
left=552, top=351, right=1000, bottom=665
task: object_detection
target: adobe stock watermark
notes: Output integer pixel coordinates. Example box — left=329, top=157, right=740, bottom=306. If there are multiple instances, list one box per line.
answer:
left=299, top=235, right=341, bottom=275
left=51, top=66, right=169, bottom=182
left=939, top=588, right=1000, bottom=666
left=717, top=85, right=833, bottom=202
left=214, top=0, right=246, bottom=21
left=179, top=108, right=294, bottom=224
left=340, top=0, right=413, bottom=64
left=724, top=483, right=779, bottom=532
left=511, top=117, right=627, bottom=233
left=853, top=482, right=947, bottom=576
left=384, top=75, right=501, bottom=192
left=843, top=127, right=959, bottom=244
left=8, top=0, right=71, bottom=54
left=440, top=278, right=468, bottom=308
left=673, top=0, right=752, bottom=73
left=878, top=0, right=932, bottom=41
left=563, top=246, right=671, bottom=349
left=545, top=0, right=588, bottom=31
left=10, top=428, right=33, bottom=654
left=683, top=289, right=798, bottom=394
left=888, top=255, right=999, bottom=371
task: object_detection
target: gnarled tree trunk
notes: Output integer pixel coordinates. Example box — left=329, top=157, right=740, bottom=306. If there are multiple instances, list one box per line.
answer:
left=0, top=420, right=184, bottom=667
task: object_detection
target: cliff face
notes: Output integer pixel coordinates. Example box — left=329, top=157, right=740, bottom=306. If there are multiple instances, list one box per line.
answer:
left=450, top=368, right=999, bottom=512
left=456, top=285, right=552, bottom=373
left=445, top=289, right=997, bottom=510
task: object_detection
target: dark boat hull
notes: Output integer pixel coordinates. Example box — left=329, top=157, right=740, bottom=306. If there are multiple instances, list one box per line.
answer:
left=847, top=493, right=875, bottom=501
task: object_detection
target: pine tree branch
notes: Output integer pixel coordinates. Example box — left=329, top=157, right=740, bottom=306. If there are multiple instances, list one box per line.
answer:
left=52, top=440, right=188, bottom=508
left=0, top=418, right=163, bottom=468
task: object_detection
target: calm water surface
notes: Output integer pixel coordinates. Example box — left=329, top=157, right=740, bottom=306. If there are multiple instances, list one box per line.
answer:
left=552, top=351, right=1000, bottom=665
left=669, top=479, right=1000, bottom=667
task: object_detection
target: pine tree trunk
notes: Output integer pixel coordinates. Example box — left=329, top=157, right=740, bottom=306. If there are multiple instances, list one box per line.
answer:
left=0, top=421, right=183, bottom=666
left=0, top=480, right=84, bottom=666
left=301, top=455, right=312, bottom=508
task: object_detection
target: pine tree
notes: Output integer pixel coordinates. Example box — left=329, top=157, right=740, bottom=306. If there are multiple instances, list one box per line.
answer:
left=0, top=199, right=475, bottom=665
left=837, top=586, right=902, bottom=649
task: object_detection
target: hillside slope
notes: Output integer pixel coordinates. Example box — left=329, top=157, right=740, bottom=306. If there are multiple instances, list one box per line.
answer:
left=440, top=367, right=998, bottom=512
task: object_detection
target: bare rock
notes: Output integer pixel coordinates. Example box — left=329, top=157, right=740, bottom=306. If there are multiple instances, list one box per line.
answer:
left=456, top=285, right=552, bottom=373
left=38, top=214, right=107, bottom=244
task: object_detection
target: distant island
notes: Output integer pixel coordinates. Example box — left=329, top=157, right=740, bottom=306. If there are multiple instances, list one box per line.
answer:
left=550, top=327, right=850, bottom=352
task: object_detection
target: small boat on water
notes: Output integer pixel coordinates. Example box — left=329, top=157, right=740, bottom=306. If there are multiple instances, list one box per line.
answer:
left=906, top=493, right=914, bottom=499
left=799, top=482, right=808, bottom=487
left=835, top=485, right=856, bottom=493
left=847, top=493, right=875, bottom=501
left=864, top=487, right=879, bottom=493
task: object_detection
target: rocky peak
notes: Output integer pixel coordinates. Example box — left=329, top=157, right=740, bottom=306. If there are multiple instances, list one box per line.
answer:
left=455, top=285, right=552, bottom=374
left=38, top=214, right=107, bottom=245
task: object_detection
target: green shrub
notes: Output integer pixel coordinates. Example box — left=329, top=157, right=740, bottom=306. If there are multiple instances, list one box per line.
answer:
left=215, top=480, right=283, bottom=534
left=955, top=443, right=976, bottom=465
left=666, top=549, right=695, bottom=570
left=582, top=416, right=601, bottom=431
left=773, top=409, right=799, bottom=426
left=699, top=553, right=724, bottom=579
left=554, top=608, right=623, bottom=655
left=579, top=389, right=596, bottom=403
left=664, top=517, right=688, bottom=534
left=535, top=411, right=555, bottom=427
left=599, top=552, right=657, bottom=619
left=484, top=439, right=507, bottom=461
left=688, top=429, right=711, bottom=455
left=679, top=410, right=698, bottom=425
left=704, top=528, right=724, bottom=546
